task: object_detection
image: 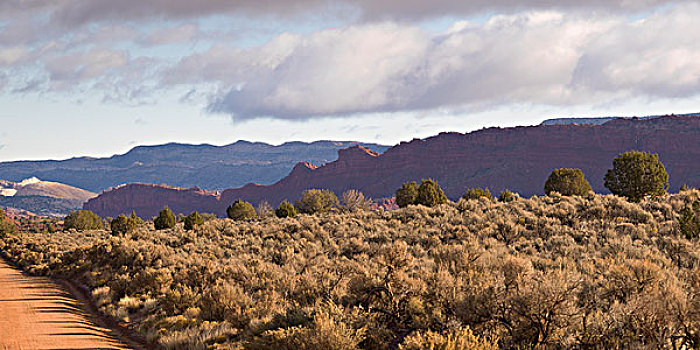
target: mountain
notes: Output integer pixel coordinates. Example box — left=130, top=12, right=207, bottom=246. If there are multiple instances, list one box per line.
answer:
left=84, top=115, right=700, bottom=218
left=0, top=177, right=96, bottom=216
left=540, top=112, right=700, bottom=126
left=0, top=141, right=390, bottom=193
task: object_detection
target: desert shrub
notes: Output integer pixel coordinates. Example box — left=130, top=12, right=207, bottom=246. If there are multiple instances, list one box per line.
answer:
left=64, top=210, right=103, bottom=231
left=499, top=189, right=519, bottom=202
left=544, top=168, right=593, bottom=196
left=0, top=208, right=15, bottom=236
left=416, top=178, right=448, bottom=207
left=462, top=187, right=493, bottom=201
left=679, top=201, right=700, bottom=239
left=183, top=211, right=204, bottom=231
left=110, top=215, right=130, bottom=235
left=3, top=191, right=700, bottom=350
left=605, top=151, right=669, bottom=202
left=399, top=328, right=497, bottom=350
left=295, top=189, right=339, bottom=215
left=395, top=181, right=419, bottom=208
left=257, top=200, right=275, bottom=218
left=276, top=201, right=297, bottom=218
left=154, top=206, right=176, bottom=230
left=227, top=200, right=257, bottom=220
left=342, top=190, right=372, bottom=212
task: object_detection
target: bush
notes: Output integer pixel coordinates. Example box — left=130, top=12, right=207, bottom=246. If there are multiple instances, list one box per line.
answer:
left=499, top=190, right=519, bottom=203
left=462, top=187, right=493, bottom=201
left=604, top=151, right=669, bottom=202
left=276, top=201, right=297, bottom=218
left=154, top=206, right=177, bottom=230
left=416, top=179, right=448, bottom=207
left=295, top=189, right=339, bottom=215
left=679, top=201, right=700, bottom=239
left=544, top=168, right=593, bottom=196
left=341, top=190, right=372, bottom=212
left=395, top=181, right=419, bottom=208
left=110, top=211, right=142, bottom=235
left=110, top=215, right=130, bottom=235
left=183, top=211, right=204, bottom=231
left=64, top=210, right=103, bottom=231
left=0, top=208, right=15, bottom=236
left=257, top=201, right=274, bottom=218
left=399, top=328, right=497, bottom=350
left=227, top=200, right=257, bottom=220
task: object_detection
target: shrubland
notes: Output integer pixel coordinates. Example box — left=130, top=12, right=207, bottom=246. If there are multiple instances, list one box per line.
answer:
left=2, top=190, right=700, bottom=349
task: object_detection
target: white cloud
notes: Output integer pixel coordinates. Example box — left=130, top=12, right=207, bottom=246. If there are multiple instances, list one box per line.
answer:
left=151, top=3, right=700, bottom=120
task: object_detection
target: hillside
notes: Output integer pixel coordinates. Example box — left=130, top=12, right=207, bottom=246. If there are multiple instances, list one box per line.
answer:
left=84, top=115, right=700, bottom=218
left=0, top=177, right=96, bottom=216
left=0, top=141, right=389, bottom=193
left=9, top=191, right=700, bottom=349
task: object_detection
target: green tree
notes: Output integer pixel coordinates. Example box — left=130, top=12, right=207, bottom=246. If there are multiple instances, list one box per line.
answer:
left=395, top=181, right=419, bottom=208
left=341, top=189, right=373, bottom=212
left=110, top=215, right=130, bottom=235
left=0, top=208, right=16, bottom=236
left=295, top=189, right=339, bottom=215
left=227, top=200, right=257, bottom=220
left=63, top=210, right=103, bottom=231
left=604, top=151, right=669, bottom=202
left=544, top=168, right=593, bottom=196
left=154, top=206, right=176, bottom=230
left=462, top=187, right=493, bottom=201
left=416, top=179, right=447, bottom=207
left=110, top=211, right=142, bottom=235
left=275, top=201, right=297, bottom=218
left=184, top=211, right=204, bottom=231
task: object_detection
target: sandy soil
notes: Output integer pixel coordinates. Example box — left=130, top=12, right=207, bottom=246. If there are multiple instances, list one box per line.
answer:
left=0, top=258, right=136, bottom=350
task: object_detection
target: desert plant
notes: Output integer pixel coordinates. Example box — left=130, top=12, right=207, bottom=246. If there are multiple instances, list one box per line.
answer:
left=499, top=189, right=519, bottom=202
left=183, top=211, right=204, bottom=231
left=0, top=208, right=15, bottom=236
left=604, top=151, right=669, bottom=202
left=416, top=179, right=448, bottom=207
left=399, top=328, right=497, bottom=350
left=154, top=206, right=176, bottom=230
left=462, top=187, right=493, bottom=201
left=679, top=201, right=700, bottom=239
left=396, top=181, right=419, bottom=208
left=64, top=210, right=103, bottom=231
left=341, top=190, right=373, bottom=212
left=276, top=201, right=297, bottom=218
left=544, top=168, right=593, bottom=196
left=227, top=200, right=257, bottom=220
left=295, top=189, right=339, bottom=215
left=257, top=200, right=275, bottom=218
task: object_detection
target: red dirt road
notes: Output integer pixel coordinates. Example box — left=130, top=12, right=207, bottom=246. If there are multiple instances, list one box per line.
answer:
left=0, top=258, right=134, bottom=350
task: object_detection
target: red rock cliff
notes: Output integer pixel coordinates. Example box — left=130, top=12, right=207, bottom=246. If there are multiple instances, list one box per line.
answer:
left=85, top=116, right=700, bottom=217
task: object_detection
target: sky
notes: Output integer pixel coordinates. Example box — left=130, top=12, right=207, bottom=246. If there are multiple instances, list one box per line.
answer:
left=0, top=0, right=699, bottom=161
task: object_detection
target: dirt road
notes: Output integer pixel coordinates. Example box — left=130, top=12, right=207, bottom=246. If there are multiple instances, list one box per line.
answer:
left=0, top=258, right=136, bottom=350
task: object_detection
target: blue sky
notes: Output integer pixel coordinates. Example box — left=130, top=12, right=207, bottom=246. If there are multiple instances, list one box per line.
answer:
left=0, top=0, right=699, bottom=161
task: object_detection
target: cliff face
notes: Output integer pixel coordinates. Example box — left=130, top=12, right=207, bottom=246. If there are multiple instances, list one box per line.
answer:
left=85, top=116, right=700, bottom=218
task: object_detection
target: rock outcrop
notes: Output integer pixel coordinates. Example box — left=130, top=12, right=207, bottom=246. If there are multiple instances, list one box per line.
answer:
left=85, top=115, right=700, bottom=218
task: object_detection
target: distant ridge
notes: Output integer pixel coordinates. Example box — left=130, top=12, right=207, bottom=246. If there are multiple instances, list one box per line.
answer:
left=85, top=115, right=700, bottom=218
left=0, top=141, right=389, bottom=193
left=0, top=177, right=96, bottom=216
left=540, top=112, right=700, bottom=126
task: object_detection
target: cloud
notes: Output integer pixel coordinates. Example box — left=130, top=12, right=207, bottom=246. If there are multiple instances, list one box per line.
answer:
left=154, top=3, right=700, bottom=120
left=0, top=0, right=683, bottom=27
